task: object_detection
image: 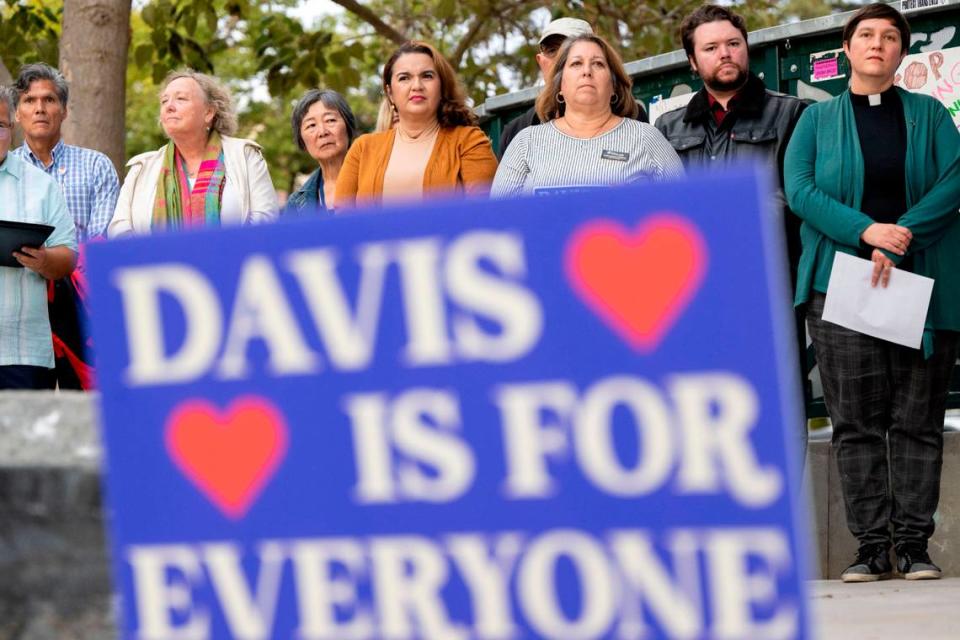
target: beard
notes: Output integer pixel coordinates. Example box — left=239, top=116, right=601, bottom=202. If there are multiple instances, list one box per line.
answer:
left=702, top=64, right=748, bottom=93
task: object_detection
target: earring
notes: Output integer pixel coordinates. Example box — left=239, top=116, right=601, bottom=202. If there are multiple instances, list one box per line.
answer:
left=610, top=94, right=619, bottom=104
left=556, top=92, right=565, bottom=104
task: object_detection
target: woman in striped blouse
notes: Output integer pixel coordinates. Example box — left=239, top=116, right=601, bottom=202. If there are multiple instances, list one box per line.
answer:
left=492, top=34, right=682, bottom=198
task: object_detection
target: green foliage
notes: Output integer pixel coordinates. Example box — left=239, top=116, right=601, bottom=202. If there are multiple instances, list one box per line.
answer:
left=137, top=0, right=232, bottom=83
left=0, top=0, right=62, bottom=70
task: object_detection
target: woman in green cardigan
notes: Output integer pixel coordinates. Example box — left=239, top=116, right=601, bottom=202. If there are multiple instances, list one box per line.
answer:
left=785, top=3, right=960, bottom=583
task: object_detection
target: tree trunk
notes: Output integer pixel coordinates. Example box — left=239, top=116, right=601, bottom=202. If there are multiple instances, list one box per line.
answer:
left=59, top=0, right=132, bottom=176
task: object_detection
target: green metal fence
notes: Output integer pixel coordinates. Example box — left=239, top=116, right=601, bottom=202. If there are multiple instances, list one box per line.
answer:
left=477, top=0, right=960, bottom=419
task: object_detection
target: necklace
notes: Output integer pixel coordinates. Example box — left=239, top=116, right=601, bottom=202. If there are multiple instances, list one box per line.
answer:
left=559, top=112, right=616, bottom=139
left=396, top=120, right=440, bottom=143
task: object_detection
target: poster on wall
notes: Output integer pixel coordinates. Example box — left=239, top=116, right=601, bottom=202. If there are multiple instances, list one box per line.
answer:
left=896, top=45, right=960, bottom=130
left=87, top=166, right=811, bottom=639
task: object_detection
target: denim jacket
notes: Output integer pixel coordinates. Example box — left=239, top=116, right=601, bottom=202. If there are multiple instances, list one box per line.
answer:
left=285, top=168, right=330, bottom=216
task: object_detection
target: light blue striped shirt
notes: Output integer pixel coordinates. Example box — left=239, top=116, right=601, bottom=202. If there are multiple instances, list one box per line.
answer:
left=0, top=153, right=76, bottom=367
left=13, top=139, right=119, bottom=243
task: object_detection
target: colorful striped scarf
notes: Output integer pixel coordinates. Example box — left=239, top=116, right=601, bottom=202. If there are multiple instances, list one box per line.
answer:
left=151, top=131, right=226, bottom=230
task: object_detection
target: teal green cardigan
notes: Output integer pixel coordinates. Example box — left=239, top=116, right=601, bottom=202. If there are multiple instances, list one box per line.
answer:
left=784, top=88, right=960, bottom=353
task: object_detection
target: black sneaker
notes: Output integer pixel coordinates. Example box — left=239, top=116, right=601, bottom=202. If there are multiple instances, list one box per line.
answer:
left=841, top=544, right=892, bottom=583
left=896, top=546, right=942, bottom=580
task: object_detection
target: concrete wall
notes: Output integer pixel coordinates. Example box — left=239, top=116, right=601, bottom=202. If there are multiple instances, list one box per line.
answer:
left=0, top=393, right=113, bottom=640
left=1, top=393, right=958, bottom=639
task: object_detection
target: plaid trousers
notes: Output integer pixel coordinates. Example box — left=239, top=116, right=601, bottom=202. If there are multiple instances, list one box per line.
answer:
left=807, top=292, right=960, bottom=550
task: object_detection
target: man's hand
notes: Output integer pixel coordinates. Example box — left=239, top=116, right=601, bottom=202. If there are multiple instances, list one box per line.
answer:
left=871, top=248, right=895, bottom=288
left=861, top=223, right=912, bottom=255
left=13, top=245, right=76, bottom=280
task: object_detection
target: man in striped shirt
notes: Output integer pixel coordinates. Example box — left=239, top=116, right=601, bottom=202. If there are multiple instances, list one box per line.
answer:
left=11, top=63, right=119, bottom=389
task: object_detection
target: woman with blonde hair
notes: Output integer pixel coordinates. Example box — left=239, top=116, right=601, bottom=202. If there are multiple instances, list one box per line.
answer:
left=492, top=34, right=681, bottom=197
left=109, top=70, right=278, bottom=236
left=336, top=41, right=497, bottom=207
left=374, top=96, right=398, bottom=132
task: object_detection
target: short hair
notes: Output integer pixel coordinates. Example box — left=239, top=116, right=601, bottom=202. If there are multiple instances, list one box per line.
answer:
left=161, top=69, right=238, bottom=136
left=535, top=34, right=638, bottom=122
left=0, top=86, right=15, bottom=123
left=290, top=89, right=357, bottom=152
left=13, top=63, right=69, bottom=108
left=842, top=3, right=911, bottom=55
left=382, top=41, right=477, bottom=128
left=680, top=5, right=749, bottom=59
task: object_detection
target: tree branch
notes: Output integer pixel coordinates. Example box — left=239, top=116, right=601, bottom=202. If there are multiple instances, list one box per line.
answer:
left=329, top=0, right=408, bottom=45
left=450, top=11, right=490, bottom=67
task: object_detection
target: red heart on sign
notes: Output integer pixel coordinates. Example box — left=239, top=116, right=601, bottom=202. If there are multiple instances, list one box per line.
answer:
left=165, top=397, right=288, bottom=519
left=565, top=214, right=707, bottom=351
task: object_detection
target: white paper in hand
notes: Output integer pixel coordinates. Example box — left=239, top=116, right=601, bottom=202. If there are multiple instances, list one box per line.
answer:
left=822, top=252, right=933, bottom=349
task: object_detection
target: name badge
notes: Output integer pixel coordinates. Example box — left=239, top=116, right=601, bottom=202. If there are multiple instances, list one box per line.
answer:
left=601, top=149, right=629, bottom=162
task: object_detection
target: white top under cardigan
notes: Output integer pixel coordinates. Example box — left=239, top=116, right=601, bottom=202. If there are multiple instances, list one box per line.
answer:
left=107, top=135, right=279, bottom=237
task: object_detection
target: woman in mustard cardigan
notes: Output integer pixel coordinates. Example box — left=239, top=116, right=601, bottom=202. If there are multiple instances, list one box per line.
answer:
left=335, top=41, right=498, bottom=207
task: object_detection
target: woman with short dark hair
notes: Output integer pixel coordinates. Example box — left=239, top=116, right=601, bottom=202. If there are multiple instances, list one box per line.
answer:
left=286, top=89, right=357, bottom=214
left=492, top=34, right=681, bottom=197
left=335, top=41, right=498, bottom=208
left=785, top=2, right=960, bottom=582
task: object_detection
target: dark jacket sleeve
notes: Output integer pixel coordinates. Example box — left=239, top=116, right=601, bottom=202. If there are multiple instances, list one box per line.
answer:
left=498, top=107, right=538, bottom=160
left=634, top=99, right=649, bottom=124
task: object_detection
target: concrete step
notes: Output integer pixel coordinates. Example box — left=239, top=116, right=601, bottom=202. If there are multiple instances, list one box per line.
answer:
left=811, top=578, right=960, bottom=639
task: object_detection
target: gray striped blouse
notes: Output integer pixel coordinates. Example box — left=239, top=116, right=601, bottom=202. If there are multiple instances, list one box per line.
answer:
left=491, top=118, right=684, bottom=198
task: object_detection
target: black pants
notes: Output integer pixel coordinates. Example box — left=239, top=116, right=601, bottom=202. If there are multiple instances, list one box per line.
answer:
left=807, top=292, right=959, bottom=551
left=49, top=277, right=89, bottom=390
left=0, top=365, right=56, bottom=390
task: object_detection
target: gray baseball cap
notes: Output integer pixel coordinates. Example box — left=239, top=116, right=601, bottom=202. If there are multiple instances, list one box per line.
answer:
left=538, top=17, right=593, bottom=45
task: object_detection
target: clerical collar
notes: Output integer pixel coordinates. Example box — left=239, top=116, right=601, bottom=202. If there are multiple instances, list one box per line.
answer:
left=850, top=86, right=897, bottom=107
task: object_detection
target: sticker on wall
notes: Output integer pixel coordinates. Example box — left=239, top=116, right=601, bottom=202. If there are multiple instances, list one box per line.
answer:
left=900, top=0, right=946, bottom=13
left=809, top=48, right=847, bottom=83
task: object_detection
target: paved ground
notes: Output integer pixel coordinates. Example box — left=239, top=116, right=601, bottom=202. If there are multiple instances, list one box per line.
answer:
left=811, top=578, right=960, bottom=638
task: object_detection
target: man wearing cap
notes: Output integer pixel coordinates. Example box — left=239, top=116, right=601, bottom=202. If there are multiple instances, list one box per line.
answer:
left=0, top=86, right=77, bottom=389
left=498, top=17, right=648, bottom=159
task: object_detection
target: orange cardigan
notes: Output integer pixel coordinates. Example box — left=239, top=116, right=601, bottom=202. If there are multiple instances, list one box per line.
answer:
left=335, top=125, right=498, bottom=207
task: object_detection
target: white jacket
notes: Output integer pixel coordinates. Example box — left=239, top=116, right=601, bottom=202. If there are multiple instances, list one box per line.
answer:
left=108, top=136, right=279, bottom=237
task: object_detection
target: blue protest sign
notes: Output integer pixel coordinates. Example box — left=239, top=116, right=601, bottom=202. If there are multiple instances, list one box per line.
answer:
left=87, top=165, right=811, bottom=639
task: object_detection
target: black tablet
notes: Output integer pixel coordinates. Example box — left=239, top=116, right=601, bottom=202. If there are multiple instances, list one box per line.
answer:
left=0, top=219, right=55, bottom=268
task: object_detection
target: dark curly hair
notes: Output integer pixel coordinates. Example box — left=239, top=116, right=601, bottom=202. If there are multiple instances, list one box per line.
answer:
left=382, top=41, right=477, bottom=128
